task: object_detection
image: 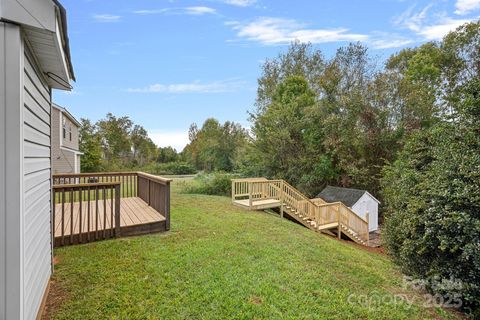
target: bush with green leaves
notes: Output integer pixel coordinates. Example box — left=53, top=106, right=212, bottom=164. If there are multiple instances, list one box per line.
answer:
left=184, top=172, right=238, bottom=196
left=141, top=162, right=197, bottom=175
left=381, top=107, right=480, bottom=314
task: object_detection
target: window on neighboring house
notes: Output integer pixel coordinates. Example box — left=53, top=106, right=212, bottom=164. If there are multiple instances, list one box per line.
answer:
left=62, top=117, right=66, bottom=140
left=69, top=127, right=72, bottom=141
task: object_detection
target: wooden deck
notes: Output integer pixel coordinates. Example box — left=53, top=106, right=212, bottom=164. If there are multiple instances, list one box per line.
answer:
left=232, top=178, right=370, bottom=246
left=233, top=198, right=281, bottom=210
left=53, top=197, right=166, bottom=246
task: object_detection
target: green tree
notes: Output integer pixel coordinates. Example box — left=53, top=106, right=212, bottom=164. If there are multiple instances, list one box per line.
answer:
left=97, top=113, right=132, bottom=168
left=131, top=124, right=157, bottom=166
left=79, top=119, right=103, bottom=172
left=157, top=146, right=178, bottom=163
left=251, top=75, right=317, bottom=191
left=183, top=118, right=248, bottom=172
left=381, top=21, right=480, bottom=315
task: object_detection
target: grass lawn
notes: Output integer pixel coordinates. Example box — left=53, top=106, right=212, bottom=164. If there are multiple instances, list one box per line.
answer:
left=45, top=180, right=459, bottom=319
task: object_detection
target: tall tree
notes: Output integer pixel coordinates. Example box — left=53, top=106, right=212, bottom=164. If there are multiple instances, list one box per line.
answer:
left=183, top=118, right=248, bottom=172
left=97, top=113, right=132, bottom=167
left=79, top=119, right=103, bottom=172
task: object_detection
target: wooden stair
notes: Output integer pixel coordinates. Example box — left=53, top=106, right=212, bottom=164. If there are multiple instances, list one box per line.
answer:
left=232, top=178, right=370, bottom=246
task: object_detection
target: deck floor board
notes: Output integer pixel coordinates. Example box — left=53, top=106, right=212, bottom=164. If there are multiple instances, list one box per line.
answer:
left=54, top=197, right=165, bottom=238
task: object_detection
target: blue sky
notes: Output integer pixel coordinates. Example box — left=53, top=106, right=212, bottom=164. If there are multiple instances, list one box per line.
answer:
left=54, top=0, right=480, bottom=151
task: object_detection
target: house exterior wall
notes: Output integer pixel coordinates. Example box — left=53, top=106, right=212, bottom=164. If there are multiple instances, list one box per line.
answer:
left=23, top=42, right=53, bottom=320
left=0, top=22, right=53, bottom=320
left=1, top=22, right=24, bottom=320
left=51, top=107, right=80, bottom=173
left=0, top=22, right=8, bottom=320
left=351, top=193, right=378, bottom=232
left=52, top=147, right=77, bottom=174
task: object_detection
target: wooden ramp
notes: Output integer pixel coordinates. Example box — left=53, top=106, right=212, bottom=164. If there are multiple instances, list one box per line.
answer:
left=53, top=197, right=166, bottom=247
left=232, top=178, right=370, bottom=246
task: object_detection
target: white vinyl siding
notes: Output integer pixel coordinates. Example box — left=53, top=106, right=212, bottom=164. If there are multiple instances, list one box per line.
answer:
left=351, top=193, right=379, bottom=232
left=22, top=44, right=52, bottom=320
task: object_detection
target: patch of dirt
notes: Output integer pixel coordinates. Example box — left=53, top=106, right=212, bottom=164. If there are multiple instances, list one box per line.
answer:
left=339, top=238, right=387, bottom=255
left=250, top=296, right=263, bottom=305
left=41, top=277, right=69, bottom=320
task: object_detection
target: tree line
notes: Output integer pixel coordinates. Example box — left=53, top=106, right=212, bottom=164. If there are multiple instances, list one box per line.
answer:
left=80, top=113, right=180, bottom=172
left=180, top=22, right=480, bottom=313
left=79, top=21, right=479, bottom=314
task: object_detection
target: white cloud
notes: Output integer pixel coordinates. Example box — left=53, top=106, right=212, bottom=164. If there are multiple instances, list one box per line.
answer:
left=229, top=17, right=368, bottom=45
left=219, top=0, right=257, bottom=7
left=134, top=7, right=216, bottom=16
left=127, top=79, right=246, bottom=94
left=394, top=5, right=473, bottom=40
left=417, top=17, right=472, bottom=40
left=370, top=36, right=413, bottom=49
left=92, top=14, right=121, bottom=23
left=455, top=0, right=480, bottom=15
left=149, top=131, right=189, bottom=152
left=185, top=6, right=217, bottom=15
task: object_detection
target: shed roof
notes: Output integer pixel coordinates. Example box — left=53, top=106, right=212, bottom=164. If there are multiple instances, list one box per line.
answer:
left=316, top=186, right=379, bottom=207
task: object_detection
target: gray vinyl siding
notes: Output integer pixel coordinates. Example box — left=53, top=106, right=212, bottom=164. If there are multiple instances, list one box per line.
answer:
left=51, top=107, right=80, bottom=174
left=52, top=148, right=77, bottom=174
left=22, top=44, right=52, bottom=320
left=0, top=22, right=7, bottom=320
left=62, top=116, right=79, bottom=150
left=1, top=22, right=24, bottom=320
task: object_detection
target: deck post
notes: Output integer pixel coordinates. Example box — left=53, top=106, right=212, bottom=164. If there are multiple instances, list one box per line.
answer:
left=231, top=180, right=234, bottom=203
left=114, top=184, right=121, bottom=237
left=148, top=180, right=151, bottom=206
left=248, top=182, right=253, bottom=209
left=366, top=212, right=370, bottom=246
left=337, top=205, right=341, bottom=239
left=165, top=182, right=171, bottom=231
left=280, top=180, right=284, bottom=219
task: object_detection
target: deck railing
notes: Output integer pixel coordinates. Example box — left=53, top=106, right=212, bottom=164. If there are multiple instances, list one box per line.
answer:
left=232, top=178, right=369, bottom=245
left=137, top=172, right=171, bottom=231
left=52, top=182, right=121, bottom=247
left=53, top=172, right=139, bottom=198
left=52, top=172, right=172, bottom=246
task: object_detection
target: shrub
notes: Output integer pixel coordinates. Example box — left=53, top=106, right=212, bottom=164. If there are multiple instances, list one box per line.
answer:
left=184, top=172, right=238, bottom=196
left=381, top=122, right=480, bottom=315
left=141, top=162, right=196, bottom=175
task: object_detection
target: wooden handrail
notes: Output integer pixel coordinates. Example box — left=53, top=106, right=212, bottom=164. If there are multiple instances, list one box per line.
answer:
left=52, top=182, right=121, bottom=189
left=232, top=178, right=369, bottom=244
left=137, top=172, right=172, bottom=185
left=53, top=171, right=138, bottom=178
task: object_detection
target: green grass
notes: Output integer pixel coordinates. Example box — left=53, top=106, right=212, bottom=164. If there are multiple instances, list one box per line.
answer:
left=47, top=179, right=459, bottom=319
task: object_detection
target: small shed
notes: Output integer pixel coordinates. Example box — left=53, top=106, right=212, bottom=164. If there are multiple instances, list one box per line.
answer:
left=317, top=186, right=380, bottom=231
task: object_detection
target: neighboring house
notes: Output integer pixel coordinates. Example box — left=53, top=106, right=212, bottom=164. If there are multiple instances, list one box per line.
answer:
left=0, top=1, right=74, bottom=319
left=317, top=186, right=380, bottom=232
left=52, top=104, right=82, bottom=174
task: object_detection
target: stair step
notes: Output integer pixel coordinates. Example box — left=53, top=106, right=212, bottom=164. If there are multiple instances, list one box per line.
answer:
left=317, top=222, right=339, bottom=231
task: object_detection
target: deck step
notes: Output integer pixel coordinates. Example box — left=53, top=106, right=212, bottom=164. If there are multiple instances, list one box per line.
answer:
left=317, top=222, right=339, bottom=231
